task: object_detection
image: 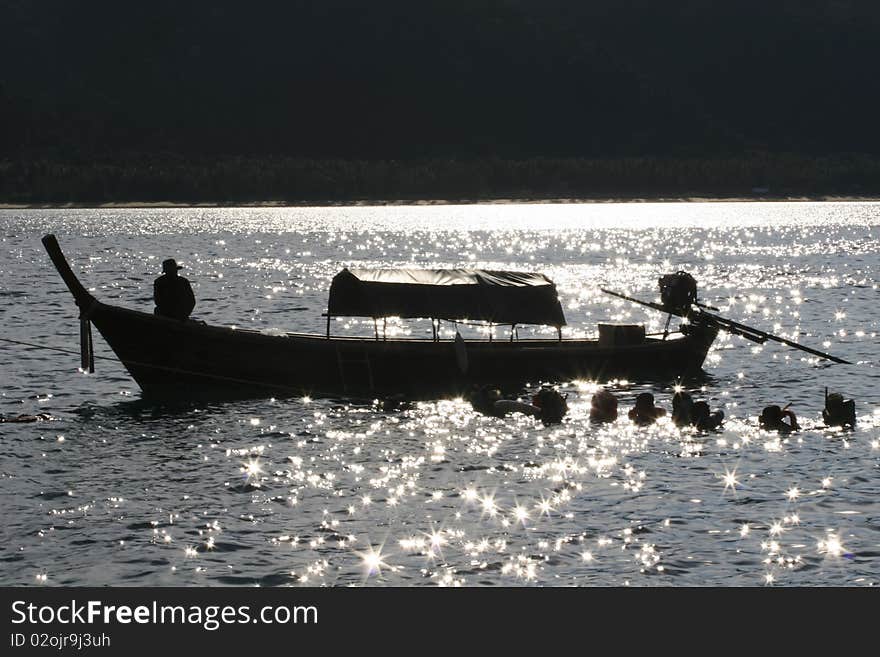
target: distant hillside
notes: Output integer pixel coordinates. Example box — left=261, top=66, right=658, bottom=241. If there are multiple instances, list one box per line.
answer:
left=2, top=2, right=880, bottom=202
left=3, top=1, right=879, bottom=160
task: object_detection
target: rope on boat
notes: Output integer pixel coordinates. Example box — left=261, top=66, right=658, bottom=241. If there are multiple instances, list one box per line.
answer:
left=0, top=336, right=306, bottom=394
left=0, top=336, right=100, bottom=358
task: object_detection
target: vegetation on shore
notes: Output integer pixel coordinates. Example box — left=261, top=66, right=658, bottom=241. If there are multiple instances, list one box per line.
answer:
left=4, top=2, right=880, bottom=203
left=2, top=153, right=879, bottom=205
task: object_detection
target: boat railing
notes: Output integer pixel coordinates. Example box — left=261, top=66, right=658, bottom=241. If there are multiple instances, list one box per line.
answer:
left=274, top=328, right=679, bottom=344
left=321, top=313, right=564, bottom=342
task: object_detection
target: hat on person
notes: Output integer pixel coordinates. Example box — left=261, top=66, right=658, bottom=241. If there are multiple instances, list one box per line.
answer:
left=162, top=258, right=183, bottom=274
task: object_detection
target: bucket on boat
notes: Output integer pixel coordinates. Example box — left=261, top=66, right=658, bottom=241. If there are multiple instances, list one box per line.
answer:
left=598, top=324, right=645, bottom=346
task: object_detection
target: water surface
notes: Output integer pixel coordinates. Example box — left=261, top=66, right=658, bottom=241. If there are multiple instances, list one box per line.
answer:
left=1, top=202, right=878, bottom=586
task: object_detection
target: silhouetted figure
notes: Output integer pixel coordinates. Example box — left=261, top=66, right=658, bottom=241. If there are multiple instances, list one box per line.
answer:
left=468, top=385, right=503, bottom=415
left=672, top=391, right=694, bottom=427
left=380, top=393, right=412, bottom=413
left=532, top=387, right=568, bottom=425
left=823, top=392, right=856, bottom=428
left=467, top=385, right=567, bottom=424
left=692, top=401, right=724, bottom=431
left=154, top=258, right=195, bottom=321
left=590, top=389, right=618, bottom=423
left=759, top=405, right=799, bottom=433
left=494, top=398, right=542, bottom=417
left=628, top=392, right=666, bottom=425
left=1, top=413, right=51, bottom=423
left=468, top=386, right=540, bottom=419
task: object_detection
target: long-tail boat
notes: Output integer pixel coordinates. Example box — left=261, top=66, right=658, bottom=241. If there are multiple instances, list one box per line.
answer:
left=42, top=234, right=846, bottom=401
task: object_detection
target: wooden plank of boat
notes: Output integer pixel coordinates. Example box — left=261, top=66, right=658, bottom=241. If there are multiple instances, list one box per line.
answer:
left=41, top=235, right=719, bottom=400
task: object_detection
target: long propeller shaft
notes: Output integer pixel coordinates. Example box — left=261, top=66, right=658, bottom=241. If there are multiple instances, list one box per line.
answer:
left=601, top=288, right=851, bottom=365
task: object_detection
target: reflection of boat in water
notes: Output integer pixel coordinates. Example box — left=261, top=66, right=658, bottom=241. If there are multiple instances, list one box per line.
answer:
left=43, top=234, right=721, bottom=400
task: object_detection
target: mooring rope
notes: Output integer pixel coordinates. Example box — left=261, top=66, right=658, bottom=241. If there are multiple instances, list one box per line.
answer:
left=0, top=336, right=103, bottom=359
left=0, top=335, right=305, bottom=393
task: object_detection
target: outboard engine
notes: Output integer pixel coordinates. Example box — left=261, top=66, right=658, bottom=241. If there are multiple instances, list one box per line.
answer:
left=658, top=271, right=698, bottom=313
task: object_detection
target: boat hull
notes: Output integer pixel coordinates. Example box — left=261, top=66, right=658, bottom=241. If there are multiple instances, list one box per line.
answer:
left=86, top=303, right=717, bottom=399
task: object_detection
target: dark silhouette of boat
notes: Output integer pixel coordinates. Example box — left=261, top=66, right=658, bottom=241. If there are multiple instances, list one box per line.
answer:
left=42, top=234, right=719, bottom=400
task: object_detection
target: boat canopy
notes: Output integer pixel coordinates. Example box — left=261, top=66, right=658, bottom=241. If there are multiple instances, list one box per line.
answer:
left=327, top=268, right=567, bottom=327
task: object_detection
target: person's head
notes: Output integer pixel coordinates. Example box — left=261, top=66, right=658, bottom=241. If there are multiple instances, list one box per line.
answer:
left=635, top=392, right=655, bottom=410
left=534, top=388, right=568, bottom=424
left=759, top=405, right=782, bottom=427
left=162, top=258, right=183, bottom=276
left=590, top=390, right=617, bottom=422
left=823, top=393, right=855, bottom=427
left=825, top=393, right=844, bottom=412
left=592, top=389, right=618, bottom=412
left=533, top=387, right=557, bottom=405
left=381, top=394, right=406, bottom=412
left=672, top=391, right=693, bottom=413
left=692, top=401, right=710, bottom=420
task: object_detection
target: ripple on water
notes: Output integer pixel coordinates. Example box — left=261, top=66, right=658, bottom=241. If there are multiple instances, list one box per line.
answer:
left=1, top=203, right=879, bottom=586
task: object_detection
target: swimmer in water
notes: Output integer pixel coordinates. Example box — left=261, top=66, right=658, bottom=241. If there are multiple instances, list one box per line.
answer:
left=628, top=392, right=666, bottom=425
left=759, top=404, right=799, bottom=433
left=590, top=389, right=618, bottom=423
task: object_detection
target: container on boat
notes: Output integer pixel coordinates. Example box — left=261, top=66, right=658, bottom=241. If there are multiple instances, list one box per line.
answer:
left=598, top=323, right=645, bottom=346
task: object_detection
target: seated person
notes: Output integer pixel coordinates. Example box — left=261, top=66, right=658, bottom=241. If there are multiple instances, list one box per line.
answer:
left=154, top=258, right=196, bottom=321
left=590, top=389, right=618, bottom=423
left=759, top=405, right=800, bottom=433
left=628, top=392, right=666, bottom=425
left=823, top=392, right=856, bottom=428
left=692, top=401, right=724, bottom=431
left=531, top=387, right=568, bottom=425
left=672, top=391, right=694, bottom=427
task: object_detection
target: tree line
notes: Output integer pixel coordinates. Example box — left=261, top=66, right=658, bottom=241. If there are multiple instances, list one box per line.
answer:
left=3, top=153, right=878, bottom=204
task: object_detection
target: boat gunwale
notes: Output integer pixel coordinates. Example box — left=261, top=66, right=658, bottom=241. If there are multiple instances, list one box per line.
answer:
left=95, top=300, right=692, bottom=349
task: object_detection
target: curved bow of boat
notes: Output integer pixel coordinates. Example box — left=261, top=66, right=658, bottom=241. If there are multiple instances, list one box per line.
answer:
left=42, top=234, right=97, bottom=310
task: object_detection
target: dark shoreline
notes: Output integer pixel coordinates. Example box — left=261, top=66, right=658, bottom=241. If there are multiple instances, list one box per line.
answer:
left=3, top=194, right=880, bottom=210
left=3, top=153, right=880, bottom=208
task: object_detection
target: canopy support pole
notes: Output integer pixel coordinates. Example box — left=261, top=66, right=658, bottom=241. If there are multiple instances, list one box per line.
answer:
left=510, top=324, right=516, bottom=342
left=373, top=318, right=379, bottom=341
left=557, top=326, right=562, bottom=342
left=432, top=318, right=438, bottom=342
left=326, top=313, right=331, bottom=339
left=383, top=318, right=387, bottom=341
left=489, top=322, right=493, bottom=342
